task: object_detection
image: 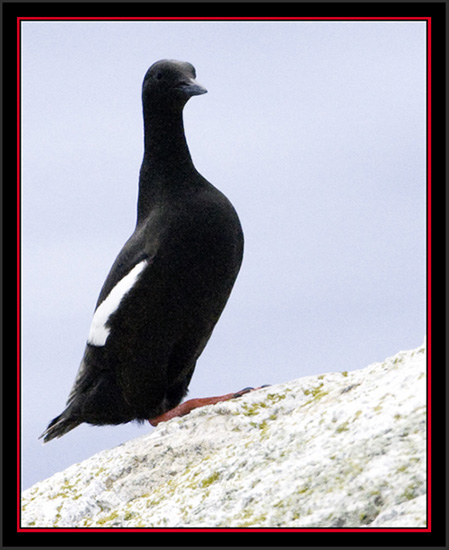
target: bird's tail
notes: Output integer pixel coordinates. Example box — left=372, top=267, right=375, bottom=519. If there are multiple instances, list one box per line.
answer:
left=39, top=410, right=81, bottom=443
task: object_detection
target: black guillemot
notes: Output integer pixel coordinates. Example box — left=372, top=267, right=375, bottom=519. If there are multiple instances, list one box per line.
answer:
left=40, top=59, right=255, bottom=443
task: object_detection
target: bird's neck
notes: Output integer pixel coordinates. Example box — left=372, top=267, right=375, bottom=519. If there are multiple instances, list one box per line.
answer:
left=137, top=105, right=198, bottom=225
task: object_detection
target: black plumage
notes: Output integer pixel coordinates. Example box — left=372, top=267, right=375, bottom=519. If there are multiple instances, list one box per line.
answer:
left=40, top=60, right=244, bottom=442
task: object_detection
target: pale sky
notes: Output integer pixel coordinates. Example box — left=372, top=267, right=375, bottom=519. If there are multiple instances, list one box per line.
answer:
left=21, top=20, right=427, bottom=489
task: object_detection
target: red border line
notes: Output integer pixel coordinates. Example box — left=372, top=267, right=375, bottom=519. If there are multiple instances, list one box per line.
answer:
left=19, top=527, right=429, bottom=534
left=17, top=15, right=22, bottom=535
left=425, top=16, right=431, bottom=533
left=18, top=16, right=430, bottom=21
left=17, top=15, right=432, bottom=534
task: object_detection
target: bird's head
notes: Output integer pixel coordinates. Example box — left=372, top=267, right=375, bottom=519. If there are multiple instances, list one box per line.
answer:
left=142, top=59, right=207, bottom=110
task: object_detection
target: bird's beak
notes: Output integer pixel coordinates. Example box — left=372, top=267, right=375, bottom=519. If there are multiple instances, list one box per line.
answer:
left=177, top=78, right=208, bottom=97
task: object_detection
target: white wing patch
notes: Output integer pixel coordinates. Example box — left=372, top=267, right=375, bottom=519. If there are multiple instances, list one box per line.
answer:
left=87, top=259, right=148, bottom=347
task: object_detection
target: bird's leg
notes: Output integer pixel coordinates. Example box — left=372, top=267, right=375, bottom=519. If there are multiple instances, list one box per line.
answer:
left=148, top=386, right=267, bottom=427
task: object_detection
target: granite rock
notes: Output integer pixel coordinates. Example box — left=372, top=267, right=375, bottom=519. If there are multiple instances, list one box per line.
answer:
left=21, top=341, right=427, bottom=528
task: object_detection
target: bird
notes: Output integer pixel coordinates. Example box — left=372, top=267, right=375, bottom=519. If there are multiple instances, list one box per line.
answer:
left=40, top=59, right=250, bottom=443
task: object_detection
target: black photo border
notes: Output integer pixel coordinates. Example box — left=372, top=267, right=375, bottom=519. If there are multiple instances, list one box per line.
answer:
left=2, top=1, right=447, bottom=548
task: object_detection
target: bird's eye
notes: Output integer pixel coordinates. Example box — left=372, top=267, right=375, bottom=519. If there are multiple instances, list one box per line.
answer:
left=155, top=72, right=163, bottom=80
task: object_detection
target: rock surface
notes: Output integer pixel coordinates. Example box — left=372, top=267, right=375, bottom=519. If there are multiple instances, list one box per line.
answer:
left=21, top=342, right=427, bottom=528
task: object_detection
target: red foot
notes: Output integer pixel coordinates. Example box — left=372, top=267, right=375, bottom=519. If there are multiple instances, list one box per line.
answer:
left=149, top=386, right=266, bottom=427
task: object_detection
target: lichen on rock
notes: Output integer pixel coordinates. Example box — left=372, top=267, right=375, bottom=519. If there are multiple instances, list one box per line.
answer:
left=21, top=341, right=427, bottom=528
